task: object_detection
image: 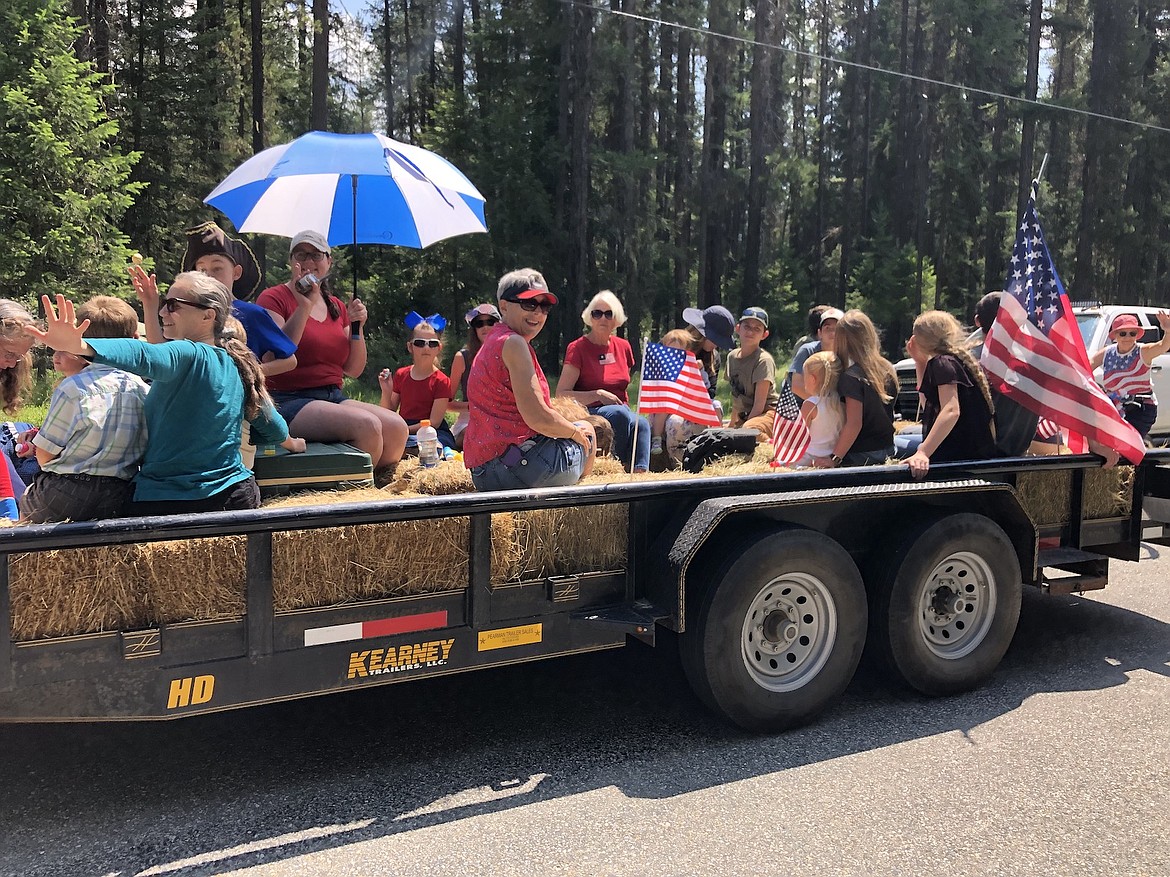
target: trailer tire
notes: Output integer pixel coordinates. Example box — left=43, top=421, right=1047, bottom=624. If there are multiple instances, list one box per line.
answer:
left=680, top=527, right=867, bottom=732
left=869, top=513, right=1022, bottom=696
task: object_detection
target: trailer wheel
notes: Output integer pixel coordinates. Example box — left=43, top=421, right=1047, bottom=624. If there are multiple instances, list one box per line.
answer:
left=869, top=513, right=1022, bottom=696
left=680, top=527, right=866, bottom=732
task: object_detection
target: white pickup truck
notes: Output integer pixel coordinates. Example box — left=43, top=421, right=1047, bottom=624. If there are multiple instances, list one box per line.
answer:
left=894, top=305, right=1170, bottom=442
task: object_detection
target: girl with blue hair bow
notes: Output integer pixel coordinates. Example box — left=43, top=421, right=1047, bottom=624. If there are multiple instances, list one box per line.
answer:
left=378, top=312, right=457, bottom=451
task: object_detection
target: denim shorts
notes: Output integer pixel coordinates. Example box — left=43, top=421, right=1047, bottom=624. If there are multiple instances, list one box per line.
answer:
left=271, top=386, right=345, bottom=425
left=470, top=436, right=586, bottom=491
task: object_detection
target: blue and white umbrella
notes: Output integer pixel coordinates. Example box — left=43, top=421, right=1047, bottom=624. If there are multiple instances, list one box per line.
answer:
left=205, top=131, right=487, bottom=249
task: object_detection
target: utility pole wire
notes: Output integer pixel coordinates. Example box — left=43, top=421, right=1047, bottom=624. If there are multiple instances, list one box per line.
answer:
left=557, top=0, right=1170, bottom=136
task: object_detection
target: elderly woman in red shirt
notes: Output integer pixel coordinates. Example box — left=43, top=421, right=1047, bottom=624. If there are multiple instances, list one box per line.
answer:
left=555, top=290, right=650, bottom=472
left=464, top=269, right=596, bottom=490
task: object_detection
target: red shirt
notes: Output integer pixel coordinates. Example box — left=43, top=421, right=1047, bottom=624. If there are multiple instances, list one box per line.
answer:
left=563, top=335, right=635, bottom=405
left=256, top=284, right=350, bottom=392
left=464, top=324, right=551, bottom=468
left=393, top=366, right=452, bottom=422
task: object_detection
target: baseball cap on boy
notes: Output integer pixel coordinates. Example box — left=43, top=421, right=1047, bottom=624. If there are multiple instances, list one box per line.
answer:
left=820, top=307, right=845, bottom=325
left=739, top=307, right=769, bottom=328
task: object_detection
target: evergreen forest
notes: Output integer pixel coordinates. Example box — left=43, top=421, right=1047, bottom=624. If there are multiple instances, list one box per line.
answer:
left=4, top=0, right=1170, bottom=374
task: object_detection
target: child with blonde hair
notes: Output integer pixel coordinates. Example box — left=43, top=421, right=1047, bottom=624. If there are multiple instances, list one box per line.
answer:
left=795, top=351, right=844, bottom=467
left=819, top=309, right=899, bottom=467
left=903, top=310, right=996, bottom=478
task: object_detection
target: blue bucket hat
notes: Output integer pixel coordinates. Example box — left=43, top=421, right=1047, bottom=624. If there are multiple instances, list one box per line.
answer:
left=682, top=305, right=736, bottom=350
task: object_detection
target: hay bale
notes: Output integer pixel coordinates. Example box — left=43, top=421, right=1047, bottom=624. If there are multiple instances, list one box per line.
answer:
left=10, top=546, right=150, bottom=640
left=136, top=537, right=246, bottom=623
left=1014, top=466, right=1133, bottom=525
left=1014, top=469, right=1072, bottom=525
left=510, top=503, right=629, bottom=581
left=266, top=486, right=521, bottom=604
left=1084, top=465, right=1133, bottom=518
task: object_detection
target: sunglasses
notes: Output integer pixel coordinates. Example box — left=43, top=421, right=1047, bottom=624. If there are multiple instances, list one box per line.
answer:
left=591, top=309, right=615, bottom=320
left=410, top=338, right=441, bottom=348
left=471, top=318, right=498, bottom=329
left=517, top=299, right=555, bottom=314
left=1115, top=330, right=1141, bottom=338
left=160, top=297, right=213, bottom=313
left=293, top=250, right=328, bottom=263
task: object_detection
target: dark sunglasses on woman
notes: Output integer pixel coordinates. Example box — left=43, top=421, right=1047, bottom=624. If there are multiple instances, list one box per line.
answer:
left=160, top=297, right=212, bottom=313
left=410, top=338, right=442, bottom=348
left=591, top=309, right=614, bottom=320
left=471, top=318, right=498, bottom=329
left=517, top=299, right=555, bottom=314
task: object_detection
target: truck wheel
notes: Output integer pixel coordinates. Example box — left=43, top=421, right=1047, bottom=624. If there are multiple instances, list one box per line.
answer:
left=680, top=527, right=867, bottom=732
left=869, top=513, right=1022, bottom=696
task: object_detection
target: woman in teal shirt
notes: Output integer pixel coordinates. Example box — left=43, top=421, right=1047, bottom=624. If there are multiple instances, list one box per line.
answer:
left=30, top=274, right=288, bottom=514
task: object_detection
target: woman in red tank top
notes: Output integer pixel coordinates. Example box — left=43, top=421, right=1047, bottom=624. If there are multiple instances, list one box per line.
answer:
left=464, top=269, right=596, bottom=491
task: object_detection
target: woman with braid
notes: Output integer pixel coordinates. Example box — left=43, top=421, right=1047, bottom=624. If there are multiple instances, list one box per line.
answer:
left=28, top=273, right=291, bottom=514
left=903, top=310, right=996, bottom=479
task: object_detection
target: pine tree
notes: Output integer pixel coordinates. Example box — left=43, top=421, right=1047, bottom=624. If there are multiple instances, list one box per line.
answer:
left=0, top=0, right=142, bottom=300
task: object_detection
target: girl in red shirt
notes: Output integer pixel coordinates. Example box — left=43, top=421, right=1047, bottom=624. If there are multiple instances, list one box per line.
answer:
left=378, top=314, right=456, bottom=450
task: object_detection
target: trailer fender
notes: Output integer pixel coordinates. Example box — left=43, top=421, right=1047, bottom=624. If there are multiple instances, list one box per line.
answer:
left=652, top=479, right=1036, bottom=633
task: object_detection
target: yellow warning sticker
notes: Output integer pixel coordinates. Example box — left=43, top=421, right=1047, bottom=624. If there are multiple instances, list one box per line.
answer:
left=478, top=623, right=543, bottom=652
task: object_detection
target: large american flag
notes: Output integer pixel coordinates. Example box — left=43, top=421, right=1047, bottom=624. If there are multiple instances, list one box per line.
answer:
left=980, top=197, right=1145, bottom=464
left=637, top=342, right=723, bottom=427
left=770, top=381, right=811, bottom=466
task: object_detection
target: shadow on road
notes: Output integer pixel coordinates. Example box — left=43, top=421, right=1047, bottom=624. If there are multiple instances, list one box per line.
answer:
left=1, top=578, right=1167, bottom=877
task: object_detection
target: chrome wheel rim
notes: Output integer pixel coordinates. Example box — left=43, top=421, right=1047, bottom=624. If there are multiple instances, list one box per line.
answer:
left=917, top=551, right=997, bottom=659
left=741, top=573, right=838, bottom=692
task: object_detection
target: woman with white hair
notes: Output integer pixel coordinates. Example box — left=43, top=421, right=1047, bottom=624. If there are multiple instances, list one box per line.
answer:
left=556, top=290, right=650, bottom=473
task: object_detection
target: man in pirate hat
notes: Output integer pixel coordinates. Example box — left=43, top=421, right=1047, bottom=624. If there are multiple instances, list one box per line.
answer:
left=177, top=221, right=298, bottom=378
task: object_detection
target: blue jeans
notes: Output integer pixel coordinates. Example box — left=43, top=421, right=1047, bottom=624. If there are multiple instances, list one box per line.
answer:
left=591, top=404, right=651, bottom=471
left=470, top=436, right=586, bottom=491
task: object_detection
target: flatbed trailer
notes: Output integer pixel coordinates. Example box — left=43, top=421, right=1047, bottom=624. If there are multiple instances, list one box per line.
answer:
left=3, top=452, right=1169, bottom=731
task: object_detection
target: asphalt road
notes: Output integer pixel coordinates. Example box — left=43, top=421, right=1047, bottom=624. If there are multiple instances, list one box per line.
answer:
left=1, top=546, right=1168, bottom=877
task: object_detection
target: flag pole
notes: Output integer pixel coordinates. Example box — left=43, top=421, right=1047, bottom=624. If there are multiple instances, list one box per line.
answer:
left=628, top=335, right=650, bottom=476
left=1030, top=152, right=1049, bottom=202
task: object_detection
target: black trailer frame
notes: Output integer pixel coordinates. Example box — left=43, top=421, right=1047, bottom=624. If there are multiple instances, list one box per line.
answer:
left=2, top=452, right=1168, bottom=722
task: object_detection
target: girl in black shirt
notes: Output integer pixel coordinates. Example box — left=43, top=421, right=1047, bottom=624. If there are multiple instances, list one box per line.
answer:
left=904, top=310, right=996, bottom=478
left=819, top=310, right=899, bottom=467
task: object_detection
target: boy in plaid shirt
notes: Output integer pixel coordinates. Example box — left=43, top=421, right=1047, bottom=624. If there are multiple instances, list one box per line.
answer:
left=22, top=297, right=148, bottom=522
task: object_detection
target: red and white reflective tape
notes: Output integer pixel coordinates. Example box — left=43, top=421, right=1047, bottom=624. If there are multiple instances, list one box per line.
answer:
left=303, top=610, right=449, bottom=647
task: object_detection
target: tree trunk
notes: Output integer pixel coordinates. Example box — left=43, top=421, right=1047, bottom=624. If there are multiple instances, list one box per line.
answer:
left=311, top=0, right=329, bottom=130
left=560, top=1, right=595, bottom=355
left=382, top=0, right=395, bottom=137
left=697, top=0, right=734, bottom=307
left=673, top=25, right=694, bottom=319
left=249, top=0, right=266, bottom=281
left=742, top=0, right=781, bottom=308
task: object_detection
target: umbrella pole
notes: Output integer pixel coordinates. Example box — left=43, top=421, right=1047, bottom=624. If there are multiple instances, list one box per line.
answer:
left=350, top=174, right=360, bottom=337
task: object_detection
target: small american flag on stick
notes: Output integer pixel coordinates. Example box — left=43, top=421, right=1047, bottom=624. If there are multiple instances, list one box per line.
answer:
left=1035, top=417, right=1062, bottom=441
left=637, top=342, right=723, bottom=427
left=770, top=382, right=811, bottom=466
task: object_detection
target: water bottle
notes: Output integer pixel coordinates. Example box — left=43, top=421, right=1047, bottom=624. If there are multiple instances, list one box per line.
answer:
left=417, top=420, right=439, bottom=468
